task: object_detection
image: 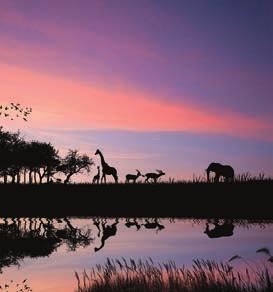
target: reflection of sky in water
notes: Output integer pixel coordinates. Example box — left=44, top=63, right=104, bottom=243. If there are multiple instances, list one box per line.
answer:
left=1, top=218, right=273, bottom=292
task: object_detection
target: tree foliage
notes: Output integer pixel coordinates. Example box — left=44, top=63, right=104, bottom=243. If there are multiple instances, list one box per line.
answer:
left=59, top=149, right=94, bottom=184
left=0, top=127, right=93, bottom=184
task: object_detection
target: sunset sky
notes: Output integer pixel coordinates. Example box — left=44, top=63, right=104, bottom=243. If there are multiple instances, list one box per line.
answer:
left=0, top=1, right=273, bottom=180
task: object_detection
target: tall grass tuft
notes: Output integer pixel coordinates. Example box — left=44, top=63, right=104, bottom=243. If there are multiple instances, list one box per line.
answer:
left=75, top=258, right=273, bottom=292
left=235, top=172, right=271, bottom=183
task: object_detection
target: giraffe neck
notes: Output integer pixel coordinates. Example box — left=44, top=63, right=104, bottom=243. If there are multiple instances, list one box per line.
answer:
left=98, top=151, right=107, bottom=167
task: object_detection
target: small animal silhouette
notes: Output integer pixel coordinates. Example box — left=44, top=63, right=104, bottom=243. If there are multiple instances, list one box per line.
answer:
left=206, top=162, right=234, bottom=182
left=92, top=166, right=100, bottom=184
left=95, top=149, right=118, bottom=183
left=125, top=218, right=141, bottom=230
left=142, top=218, right=165, bottom=232
left=125, top=170, right=142, bottom=183
left=144, top=170, right=165, bottom=183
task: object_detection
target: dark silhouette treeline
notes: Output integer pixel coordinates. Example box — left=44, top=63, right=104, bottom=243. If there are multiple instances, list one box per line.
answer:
left=0, top=127, right=93, bottom=184
left=0, top=217, right=92, bottom=272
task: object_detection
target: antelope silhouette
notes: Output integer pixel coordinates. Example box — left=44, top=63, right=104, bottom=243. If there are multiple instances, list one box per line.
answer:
left=144, top=170, right=165, bottom=183
left=142, top=218, right=165, bottom=232
left=125, top=218, right=141, bottom=230
left=92, top=166, right=100, bottom=184
left=206, top=162, right=234, bottom=182
left=95, top=149, right=118, bottom=183
left=125, top=170, right=142, bottom=183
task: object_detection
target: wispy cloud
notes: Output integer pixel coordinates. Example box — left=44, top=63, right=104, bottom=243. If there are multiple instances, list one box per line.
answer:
left=1, top=62, right=272, bottom=141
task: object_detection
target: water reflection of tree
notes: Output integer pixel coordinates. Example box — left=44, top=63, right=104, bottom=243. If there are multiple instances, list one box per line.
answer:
left=0, top=217, right=93, bottom=271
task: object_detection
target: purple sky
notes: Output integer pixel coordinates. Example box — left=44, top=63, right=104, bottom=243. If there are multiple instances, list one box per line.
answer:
left=0, top=1, right=273, bottom=180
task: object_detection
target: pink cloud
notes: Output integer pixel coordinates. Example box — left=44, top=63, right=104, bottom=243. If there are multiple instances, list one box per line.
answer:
left=0, top=62, right=271, bottom=141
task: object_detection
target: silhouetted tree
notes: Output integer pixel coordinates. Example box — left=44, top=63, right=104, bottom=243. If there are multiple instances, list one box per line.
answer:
left=0, top=128, right=95, bottom=184
left=0, top=128, right=25, bottom=183
left=0, top=128, right=60, bottom=184
left=26, top=141, right=60, bottom=183
left=8, top=135, right=26, bottom=183
left=0, top=127, right=13, bottom=183
left=58, top=149, right=93, bottom=184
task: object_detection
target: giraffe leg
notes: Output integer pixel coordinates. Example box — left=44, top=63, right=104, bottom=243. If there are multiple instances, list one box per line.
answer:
left=113, top=174, right=118, bottom=183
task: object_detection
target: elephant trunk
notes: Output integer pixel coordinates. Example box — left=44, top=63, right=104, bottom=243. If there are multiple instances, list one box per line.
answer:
left=206, top=169, right=210, bottom=182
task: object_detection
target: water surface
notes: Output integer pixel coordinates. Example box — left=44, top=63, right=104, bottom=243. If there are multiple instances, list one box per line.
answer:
left=0, top=217, right=272, bottom=291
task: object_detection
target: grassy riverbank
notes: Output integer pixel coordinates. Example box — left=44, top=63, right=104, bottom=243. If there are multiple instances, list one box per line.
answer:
left=75, top=258, right=273, bottom=292
left=0, top=181, right=272, bottom=218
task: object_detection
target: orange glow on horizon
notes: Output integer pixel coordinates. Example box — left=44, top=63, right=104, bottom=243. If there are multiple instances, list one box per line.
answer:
left=0, top=62, right=271, bottom=141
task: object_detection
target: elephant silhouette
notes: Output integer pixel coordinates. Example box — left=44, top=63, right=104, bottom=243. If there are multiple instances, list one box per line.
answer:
left=206, top=162, right=234, bottom=182
left=204, top=219, right=234, bottom=238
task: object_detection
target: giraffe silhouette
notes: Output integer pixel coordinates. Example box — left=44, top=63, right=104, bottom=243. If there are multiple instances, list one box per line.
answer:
left=93, top=217, right=101, bottom=237
left=94, top=219, right=119, bottom=252
left=95, top=149, right=118, bottom=183
left=92, top=166, right=100, bottom=184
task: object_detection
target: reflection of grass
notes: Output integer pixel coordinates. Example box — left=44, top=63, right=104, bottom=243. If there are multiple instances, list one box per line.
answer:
left=75, top=258, right=273, bottom=292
